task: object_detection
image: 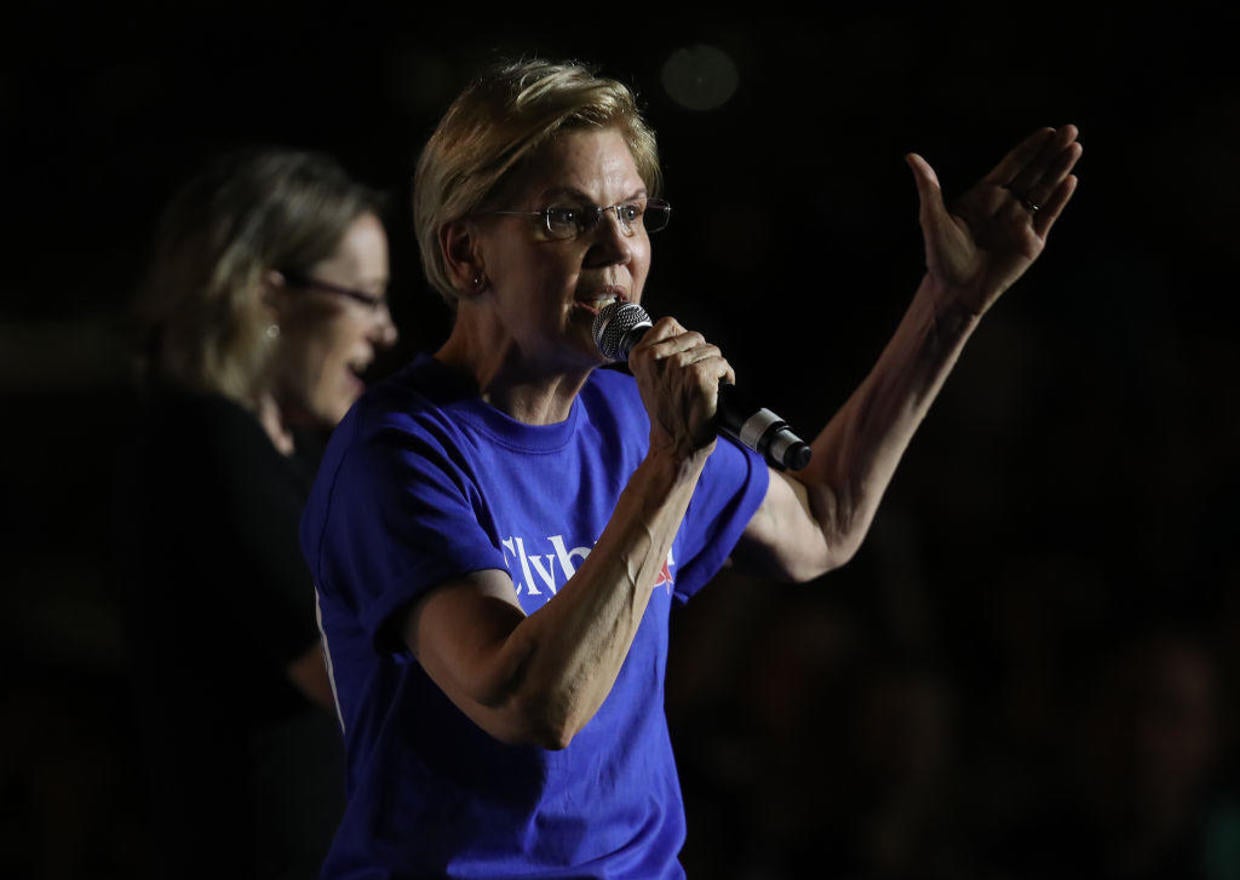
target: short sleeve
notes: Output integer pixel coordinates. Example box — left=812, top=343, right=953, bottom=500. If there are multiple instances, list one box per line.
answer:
left=303, top=412, right=509, bottom=657
left=671, top=436, right=769, bottom=603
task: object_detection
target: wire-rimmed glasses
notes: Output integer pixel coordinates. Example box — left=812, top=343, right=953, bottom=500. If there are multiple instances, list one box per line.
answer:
left=282, top=272, right=389, bottom=312
left=484, top=199, right=671, bottom=240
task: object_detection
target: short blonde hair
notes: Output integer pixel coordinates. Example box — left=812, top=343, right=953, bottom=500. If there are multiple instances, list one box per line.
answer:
left=134, top=147, right=382, bottom=407
left=413, top=58, right=662, bottom=305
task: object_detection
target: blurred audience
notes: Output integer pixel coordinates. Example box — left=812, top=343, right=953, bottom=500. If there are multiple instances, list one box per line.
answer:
left=110, top=146, right=397, bottom=879
left=670, top=551, right=974, bottom=880
left=984, top=619, right=1240, bottom=880
left=669, top=544, right=1240, bottom=880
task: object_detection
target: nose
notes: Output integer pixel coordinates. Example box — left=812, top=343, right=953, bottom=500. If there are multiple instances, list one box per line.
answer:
left=370, top=302, right=398, bottom=348
left=585, top=209, right=635, bottom=267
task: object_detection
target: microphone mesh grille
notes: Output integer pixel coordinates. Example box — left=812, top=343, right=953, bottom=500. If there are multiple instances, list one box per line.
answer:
left=592, top=301, right=652, bottom=361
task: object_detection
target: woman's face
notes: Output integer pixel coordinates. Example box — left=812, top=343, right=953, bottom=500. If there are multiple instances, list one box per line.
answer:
left=273, top=211, right=396, bottom=429
left=473, top=127, right=652, bottom=372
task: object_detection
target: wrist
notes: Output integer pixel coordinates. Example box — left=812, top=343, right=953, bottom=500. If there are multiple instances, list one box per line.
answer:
left=642, top=438, right=713, bottom=484
left=920, top=273, right=990, bottom=327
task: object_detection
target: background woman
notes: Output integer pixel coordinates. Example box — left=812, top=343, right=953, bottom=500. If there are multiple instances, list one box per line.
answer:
left=113, top=146, right=397, bottom=879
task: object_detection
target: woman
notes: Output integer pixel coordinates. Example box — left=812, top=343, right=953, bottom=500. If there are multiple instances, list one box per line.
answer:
left=300, top=58, right=1081, bottom=878
left=114, top=146, right=398, bottom=879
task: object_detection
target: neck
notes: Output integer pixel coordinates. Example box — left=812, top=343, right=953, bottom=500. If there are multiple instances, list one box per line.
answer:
left=435, top=318, right=591, bottom=426
left=254, top=392, right=295, bottom=455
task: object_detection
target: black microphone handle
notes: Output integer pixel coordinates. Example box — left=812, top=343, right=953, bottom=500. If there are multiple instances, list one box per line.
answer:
left=593, top=300, right=811, bottom=471
left=618, top=334, right=812, bottom=471
left=716, top=382, right=813, bottom=472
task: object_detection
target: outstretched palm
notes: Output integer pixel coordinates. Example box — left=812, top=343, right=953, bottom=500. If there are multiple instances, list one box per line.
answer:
left=907, top=125, right=1083, bottom=316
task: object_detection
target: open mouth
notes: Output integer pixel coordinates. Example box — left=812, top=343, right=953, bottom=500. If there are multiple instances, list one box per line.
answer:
left=345, top=359, right=371, bottom=389
left=575, top=292, right=626, bottom=317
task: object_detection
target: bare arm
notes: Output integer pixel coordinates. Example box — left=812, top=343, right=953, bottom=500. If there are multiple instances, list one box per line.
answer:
left=740, top=125, right=1083, bottom=581
left=406, top=447, right=707, bottom=749
left=402, top=320, right=728, bottom=749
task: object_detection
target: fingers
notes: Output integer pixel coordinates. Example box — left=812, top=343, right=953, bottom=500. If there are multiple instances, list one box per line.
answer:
left=631, top=317, right=734, bottom=454
left=638, top=317, right=708, bottom=352
left=978, top=124, right=1082, bottom=236
left=1022, top=137, right=1083, bottom=215
left=982, top=126, right=1057, bottom=188
left=984, top=125, right=1080, bottom=220
left=637, top=316, right=698, bottom=349
left=1008, top=124, right=1081, bottom=204
left=1032, top=174, right=1079, bottom=239
left=634, top=317, right=730, bottom=376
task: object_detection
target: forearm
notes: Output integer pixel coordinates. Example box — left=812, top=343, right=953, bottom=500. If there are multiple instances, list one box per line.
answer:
left=419, top=446, right=709, bottom=749
left=801, top=274, right=979, bottom=563
left=517, top=447, right=708, bottom=745
left=745, top=125, right=1080, bottom=580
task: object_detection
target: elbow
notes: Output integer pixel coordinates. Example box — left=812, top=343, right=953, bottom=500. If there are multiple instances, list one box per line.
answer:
left=781, top=532, right=862, bottom=584
left=466, top=694, right=579, bottom=750
left=535, top=726, right=576, bottom=752
left=471, top=642, right=590, bottom=750
left=773, top=484, right=865, bottom=583
left=487, top=722, right=575, bottom=751
left=808, top=491, right=872, bottom=577
left=497, top=718, right=578, bottom=751
left=787, top=517, right=864, bottom=581
left=504, top=690, right=588, bottom=751
left=823, top=532, right=864, bottom=574
left=811, top=526, right=872, bottom=579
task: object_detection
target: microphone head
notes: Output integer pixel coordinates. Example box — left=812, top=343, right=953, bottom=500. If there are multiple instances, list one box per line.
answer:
left=592, top=300, right=652, bottom=362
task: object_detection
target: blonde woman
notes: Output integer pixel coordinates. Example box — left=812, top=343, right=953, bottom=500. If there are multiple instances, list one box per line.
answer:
left=114, top=146, right=397, bottom=879
left=302, top=58, right=1080, bottom=878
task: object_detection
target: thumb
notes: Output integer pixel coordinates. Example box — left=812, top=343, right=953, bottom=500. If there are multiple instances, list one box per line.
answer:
left=905, top=152, right=946, bottom=225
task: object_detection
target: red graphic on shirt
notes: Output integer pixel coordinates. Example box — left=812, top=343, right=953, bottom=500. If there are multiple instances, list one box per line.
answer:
left=652, top=556, right=675, bottom=594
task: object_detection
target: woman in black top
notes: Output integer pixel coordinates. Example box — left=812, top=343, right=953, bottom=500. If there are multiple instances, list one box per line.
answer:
left=113, top=147, right=398, bottom=879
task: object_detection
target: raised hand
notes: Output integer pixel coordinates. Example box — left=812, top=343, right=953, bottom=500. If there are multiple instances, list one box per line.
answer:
left=906, top=125, right=1082, bottom=316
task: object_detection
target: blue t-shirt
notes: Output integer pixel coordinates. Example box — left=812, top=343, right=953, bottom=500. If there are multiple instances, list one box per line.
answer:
left=301, top=354, right=769, bottom=879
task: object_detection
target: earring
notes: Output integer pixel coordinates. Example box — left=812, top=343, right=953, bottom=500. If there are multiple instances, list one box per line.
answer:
left=473, top=273, right=485, bottom=289
left=265, top=323, right=280, bottom=340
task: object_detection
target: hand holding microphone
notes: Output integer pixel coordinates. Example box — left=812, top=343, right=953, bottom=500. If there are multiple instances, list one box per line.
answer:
left=592, top=301, right=812, bottom=471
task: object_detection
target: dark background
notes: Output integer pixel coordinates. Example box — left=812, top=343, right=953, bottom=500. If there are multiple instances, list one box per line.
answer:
left=5, top=5, right=1240, bottom=878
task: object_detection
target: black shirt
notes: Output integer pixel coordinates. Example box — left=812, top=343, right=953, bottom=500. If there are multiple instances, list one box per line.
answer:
left=112, top=385, right=344, bottom=880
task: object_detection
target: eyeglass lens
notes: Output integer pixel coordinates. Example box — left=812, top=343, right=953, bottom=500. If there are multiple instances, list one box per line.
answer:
left=546, top=201, right=669, bottom=239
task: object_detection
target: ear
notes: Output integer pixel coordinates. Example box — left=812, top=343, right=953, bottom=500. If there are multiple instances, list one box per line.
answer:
left=261, top=269, right=290, bottom=317
left=440, top=220, right=485, bottom=296
left=262, top=270, right=286, bottom=301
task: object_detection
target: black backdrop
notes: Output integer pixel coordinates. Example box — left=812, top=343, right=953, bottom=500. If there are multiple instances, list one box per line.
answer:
left=5, top=5, right=1240, bottom=878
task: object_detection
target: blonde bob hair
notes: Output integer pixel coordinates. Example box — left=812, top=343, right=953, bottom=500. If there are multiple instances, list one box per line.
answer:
left=413, top=58, right=662, bottom=306
left=134, top=147, right=383, bottom=408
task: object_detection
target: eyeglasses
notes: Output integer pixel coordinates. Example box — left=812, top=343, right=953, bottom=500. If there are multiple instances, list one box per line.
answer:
left=283, top=272, right=389, bottom=312
left=484, top=199, right=671, bottom=241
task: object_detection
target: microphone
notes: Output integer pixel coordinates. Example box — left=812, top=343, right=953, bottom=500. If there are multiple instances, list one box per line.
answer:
left=592, top=300, right=813, bottom=471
